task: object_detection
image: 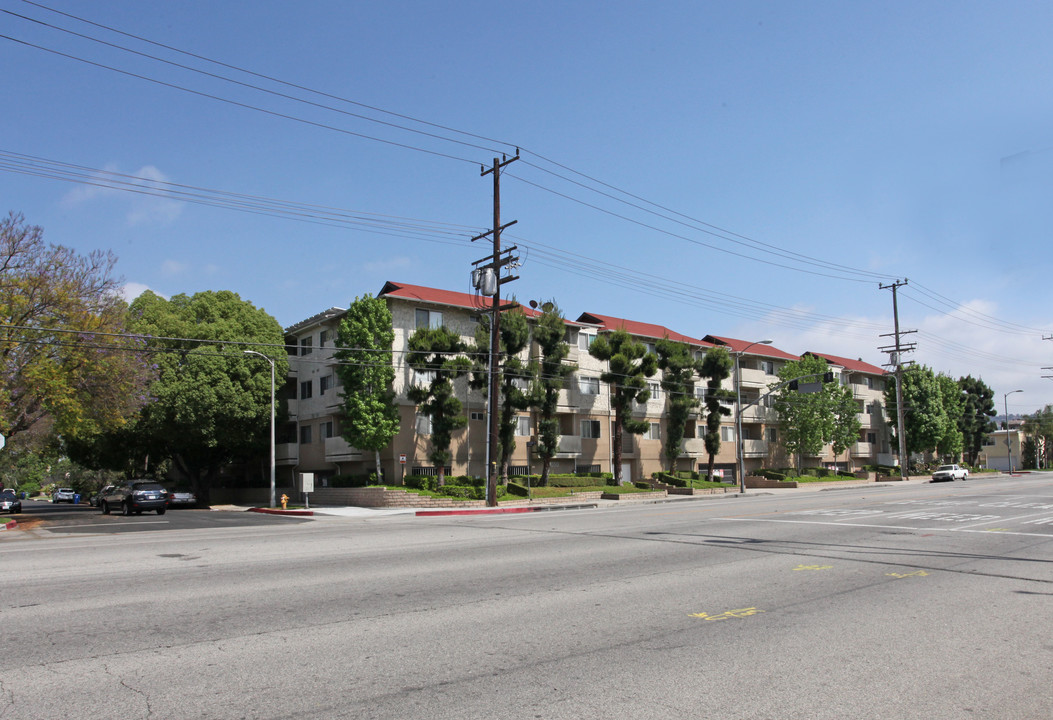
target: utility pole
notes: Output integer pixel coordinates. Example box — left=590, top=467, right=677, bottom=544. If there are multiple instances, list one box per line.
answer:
left=879, top=280, right=916, bottom=481
left=471, top=151, right=520, bottom=506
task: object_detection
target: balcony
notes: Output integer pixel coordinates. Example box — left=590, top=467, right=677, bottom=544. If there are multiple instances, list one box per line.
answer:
left=741, top=405, right=777, bottom=423
left=679, top=438, right=706, bottom=456
left=738, top=367, right=774, bottom=388
left=324, top=436, right=364, bottom=462
left=852, top=441, right=874, bottom=456
left=276, top=442, right=298, bottom=465
left=742, top=439, right=768, bottom=457
left=555, top=435, right=582, bottom=456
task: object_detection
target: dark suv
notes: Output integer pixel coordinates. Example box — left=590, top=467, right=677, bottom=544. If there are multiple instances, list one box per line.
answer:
left=101, top=481, right=168, bottom=516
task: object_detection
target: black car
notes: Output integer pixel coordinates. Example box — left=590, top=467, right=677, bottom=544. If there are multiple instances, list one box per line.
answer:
left=100, top=481, right=168, bottom=516
left=0, top=490, right=21, bottom=514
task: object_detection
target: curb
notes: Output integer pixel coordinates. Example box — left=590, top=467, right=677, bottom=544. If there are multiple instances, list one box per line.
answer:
left=417, top=502, right=599, bottom=517
left=247, top=507, right=315, bottom=516
left=1, top=519, right=16, bottom=532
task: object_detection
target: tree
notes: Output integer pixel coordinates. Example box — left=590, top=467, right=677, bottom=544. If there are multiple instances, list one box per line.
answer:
left=935, top=373, right=964, bottom=460
left=588, top=329, right=658, bottom=484
left=772, top=354, right=836, bottom=472
left=1022, top=405, right=1053, bottom=469
left=656, top=339, right=702, bottom=473
left=471, top=307, right=531, bottom=483
left=958, top=375, right=997, bottom=467
left=884, top=365, right=959, bottom=461
left=406, top=326, right=471, bottom=487
left=117, top=290, right=288, bottom=505
left=830, top=383, right=863, bottom=468
left=334, top=294, right=400, bottom=481
left=698, top=346, right=734, bottom=480
left=0, top=212, right=153, bottom=447
left=528, top=302, right=575, bottom=486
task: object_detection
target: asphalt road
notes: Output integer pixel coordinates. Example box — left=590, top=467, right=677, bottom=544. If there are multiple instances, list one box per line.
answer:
left=4, top=475, right=1053, bottom=719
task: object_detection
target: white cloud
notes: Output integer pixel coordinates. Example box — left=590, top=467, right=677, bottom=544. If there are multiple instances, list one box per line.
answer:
left=120, top=282, right=166, bottom=303
left=61, top=163, right=182, bottom=226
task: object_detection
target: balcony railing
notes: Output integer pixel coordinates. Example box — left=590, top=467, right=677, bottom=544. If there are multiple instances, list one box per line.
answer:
left=324, top=436, right=363, bottom=462
left=276, top=442, right=298, bottom=464
left=742, top=438, right=768, bottom=457
left=556, top=435, right=581, bottom=456
left=679, top=438, right=706, bottom=456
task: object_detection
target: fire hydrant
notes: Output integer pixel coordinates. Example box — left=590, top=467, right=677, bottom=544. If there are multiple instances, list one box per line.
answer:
left=280, top=494, right=289, bottom=510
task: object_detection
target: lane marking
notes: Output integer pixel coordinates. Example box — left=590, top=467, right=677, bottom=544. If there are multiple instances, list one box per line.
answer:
left=689, top=607, right=764, bottom=621
left=886, top=570, right=929, bottom=579
left=793, top=564, right=833, bottom=571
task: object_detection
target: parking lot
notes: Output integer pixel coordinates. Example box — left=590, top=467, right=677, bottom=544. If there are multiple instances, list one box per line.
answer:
left=9, top=498, right=310, bottom=534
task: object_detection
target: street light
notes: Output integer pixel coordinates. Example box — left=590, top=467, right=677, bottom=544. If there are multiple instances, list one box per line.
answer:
left=244, top=350, right=276, bottom=508
left=735, top=339, right=772, bottom=493
left=1004, top=389, right=1023, bottom=475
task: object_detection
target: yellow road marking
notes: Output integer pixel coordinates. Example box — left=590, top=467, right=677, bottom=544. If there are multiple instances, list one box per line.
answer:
left=793, top=564, right=833, bottom=571
left=689, top=607, right=764, bottom=621
left=885, top=570, right=929, bottom=579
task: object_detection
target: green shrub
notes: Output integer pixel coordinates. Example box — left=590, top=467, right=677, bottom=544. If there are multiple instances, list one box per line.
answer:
left=506, top=482, right=530, bottom=497
left=437, top=485, right=486, bottom=500
left=327, top=473, right=372, bottom=488
left=633, top=482, right=651, bottom=490
left=404, top=475, right=436, bottom=491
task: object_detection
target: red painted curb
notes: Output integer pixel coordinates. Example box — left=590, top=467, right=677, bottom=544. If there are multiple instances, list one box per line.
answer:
left=1, top=519, right=17, bottom=531
left=248, top=507, right=314, bottom=516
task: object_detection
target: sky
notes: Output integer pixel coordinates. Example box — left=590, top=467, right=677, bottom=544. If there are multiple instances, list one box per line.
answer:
left=2, top=0, right=1052, bottom=415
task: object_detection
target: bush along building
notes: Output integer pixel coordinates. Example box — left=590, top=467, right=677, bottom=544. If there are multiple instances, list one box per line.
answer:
left=276, top=280, right=895, bottom=493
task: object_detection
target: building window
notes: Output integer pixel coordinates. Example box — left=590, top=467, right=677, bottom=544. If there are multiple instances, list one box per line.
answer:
left=767, top=427, right=778, bottom=442
left=320, top=375, right=333, bottom=395
left=415, top=414, right=432, bottom=435
left=321, top=421, right=334, bottom=439
left=299, top=425, right=312, bottom=444
left=300, top=336, right=313, bottom=356
left=866, top=431, right=876, bottom=444
left=470, top=411, right=485, bottom=421
left=761, top=360, right=775, bottom=375
left=415, top=309, right=443, bottom=329
left=578, top=331, right=596, bottom=351
left=579, top=376, right=600, bottom=395
left=515, top=416, right=532, bottom=436
left=644, top=342, right=656, bottom=355
left=300, top=380, right=313, bottom=399
left=721, top=426, right=735, bottom=442
left=648, top=423, right=661, bottom=440
left=413, top=369, right=436, bottom=386
left=647, top=381, right=661, bottom=400
left=319, top=330, right=330, bottom=347
left=580, top=420, right=601, bottom=439
left=565, top=328, right=578, bottom=346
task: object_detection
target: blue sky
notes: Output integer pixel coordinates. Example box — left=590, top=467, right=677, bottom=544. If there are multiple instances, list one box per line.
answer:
left=3, top=1, right=1052, bottom=414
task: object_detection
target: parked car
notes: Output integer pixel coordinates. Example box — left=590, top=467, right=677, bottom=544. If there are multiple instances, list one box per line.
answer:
left=166, top=489, right=198, bottom=508
left=0, top=490, right=21, bottom=514
left=52, top=487, right=76, bottom=503
left=100, top=481, right=168, bottom=516
left=932, top=464, right=969, bottom=482
left=89, top=485, right=116, bottom=507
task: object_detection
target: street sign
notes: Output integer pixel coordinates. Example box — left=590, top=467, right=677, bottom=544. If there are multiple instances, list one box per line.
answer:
left=399, top=454, right=407, bottom=465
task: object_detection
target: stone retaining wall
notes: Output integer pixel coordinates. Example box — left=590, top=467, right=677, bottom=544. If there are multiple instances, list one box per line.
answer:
left=310, top=486, right=607, bottom=509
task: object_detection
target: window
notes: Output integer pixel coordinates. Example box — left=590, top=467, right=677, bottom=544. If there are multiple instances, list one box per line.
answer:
left=415, top=414, right=432, bottom=435
left=721, top=426, right=735, bottom=442
left=299, top=425, right=312, bottom=444
left=647, top=381, right=661, bottom=400
left=300, top=336, right=313, bottom=356
left=413, top=369, right=436, bottom=386
left=761, top=360, right=775, bottom=375
left=415, top=309, right=443, bottom=329
left=319, top=330, right=330, bottom=347
left=767, top=427, right=778, bottom=442
left=866, top=432, right=877, bottom=444
left=565, top=328, right=578, bottom=346
left=648, top=423, right=661, bottom=440
left=300, top=380, right=313, bottom=399
left=320, top=375, right=333, bottom=395
left=694, top=385, right=706, bottom=400
left=579, top=376, right=600, bottom=395
left=470, top=411, right=485, bottom=421
left=320, top=421, right=334, bottom=439
left=515, top=416, right=532, bottom=436
left=580, top=420, right=601, bottom=439
left=643, top=342, right=656, bottom=355
left=578, top=330, right=596, bottom=350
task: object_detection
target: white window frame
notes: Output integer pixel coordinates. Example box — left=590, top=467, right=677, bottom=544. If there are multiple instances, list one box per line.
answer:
left=415, top=308, right=444, bottom=329
left=580, top=419, right=601, bottom=439
left=578, top=331, right=596, bottom=351
left=579, top=376, right=600, bottom=395
left=515, top=416, right=532, bottom=436
left=648, top=422, right=661, bottom=440
left=721, top=426, right=735, bottom=442
left=415, top=414, right=433, bottom=435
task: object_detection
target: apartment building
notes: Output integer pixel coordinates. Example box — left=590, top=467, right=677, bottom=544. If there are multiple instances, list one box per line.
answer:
left=805, top=352, right=894, bottom=469
left=278, top=280, right=895, bottom=490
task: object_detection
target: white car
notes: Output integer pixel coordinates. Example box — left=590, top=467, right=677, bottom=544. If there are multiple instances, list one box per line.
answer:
left=932, top=464, right=969, bottom=482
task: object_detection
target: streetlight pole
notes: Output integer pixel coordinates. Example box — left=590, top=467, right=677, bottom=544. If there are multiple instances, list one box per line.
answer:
left=244, top=350, right=276, bottom=508
left=1004, top=389, right=1023, bottom=475
left=735, top=339, right=772, bottom=494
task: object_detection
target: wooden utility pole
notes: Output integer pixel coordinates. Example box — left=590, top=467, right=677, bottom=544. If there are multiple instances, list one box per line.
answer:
left=879, top=280, right=916, bottom=481
left=471, top=152, right=519, bottom=506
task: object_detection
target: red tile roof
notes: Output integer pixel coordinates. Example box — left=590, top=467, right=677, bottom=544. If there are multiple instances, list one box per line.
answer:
left=703, top=335, right=800, bottom=361
left=805, top=352, right=886, bottom=376
left=379, top=281, right=582, bottom=321
left=577, top=312, right=711, bottom=347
